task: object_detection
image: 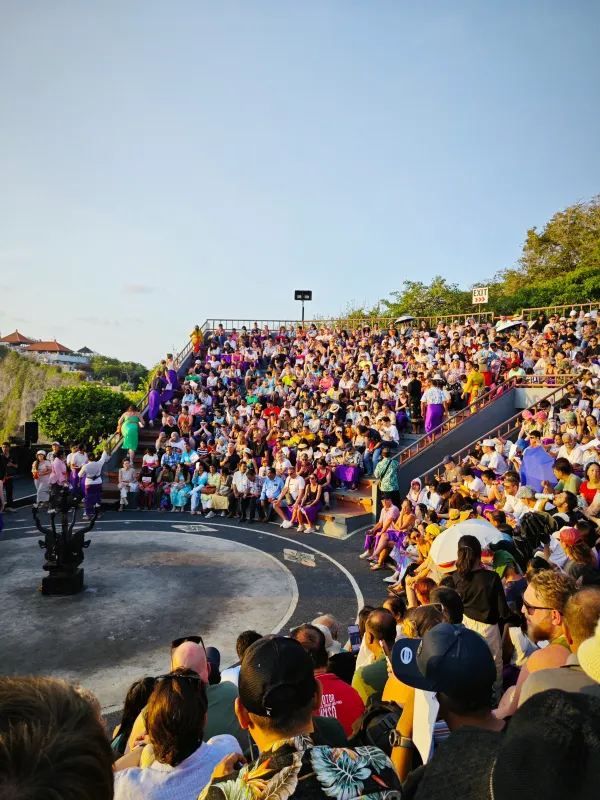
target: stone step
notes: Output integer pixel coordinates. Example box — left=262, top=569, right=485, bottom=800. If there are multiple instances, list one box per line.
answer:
left=333, top=488, right=373, bottom=512
left=317, top=507, right=372, bottom=538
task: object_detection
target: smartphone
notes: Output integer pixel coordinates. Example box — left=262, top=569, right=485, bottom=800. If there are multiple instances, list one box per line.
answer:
left=347, top=624, right=361, bottom=653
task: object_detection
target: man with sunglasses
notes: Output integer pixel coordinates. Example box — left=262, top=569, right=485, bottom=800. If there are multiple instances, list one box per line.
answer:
left=495, top=569, right=575, bottom=718
left=126, top=636, right=246, bottom=754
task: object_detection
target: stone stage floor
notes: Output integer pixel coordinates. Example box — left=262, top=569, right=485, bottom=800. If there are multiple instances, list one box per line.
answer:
left=1, top=508, right=388, bottom=712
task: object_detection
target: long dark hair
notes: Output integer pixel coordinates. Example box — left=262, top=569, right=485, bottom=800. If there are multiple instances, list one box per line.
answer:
left=456, top=535, right=482, bottom=575
left=115, top=676, right=156, bottom=752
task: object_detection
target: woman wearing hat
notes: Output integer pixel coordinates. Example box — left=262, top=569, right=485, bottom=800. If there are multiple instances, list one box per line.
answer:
left=32, top=450, right=52, bottom=507
left=560, top=526, right=600, bottom=579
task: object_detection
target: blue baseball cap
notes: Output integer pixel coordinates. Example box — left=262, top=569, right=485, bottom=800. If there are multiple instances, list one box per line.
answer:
left=391, top=623, right=496, bottom=698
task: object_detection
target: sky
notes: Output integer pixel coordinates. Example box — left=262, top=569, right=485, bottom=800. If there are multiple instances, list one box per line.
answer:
left=1, top=1, right=599, bottom=366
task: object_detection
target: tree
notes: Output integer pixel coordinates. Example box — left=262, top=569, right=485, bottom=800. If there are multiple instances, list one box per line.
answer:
left=379, top=276, right=472, bottom=318
left=88, top=355, right=148, bottom=387
left=494, top=196, right=600, bottom=296
left=32, top=385, right=130, bottom=445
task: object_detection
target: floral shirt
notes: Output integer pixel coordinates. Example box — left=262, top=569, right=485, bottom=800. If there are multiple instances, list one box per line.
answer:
left=199, top=734, right=401, bottom=800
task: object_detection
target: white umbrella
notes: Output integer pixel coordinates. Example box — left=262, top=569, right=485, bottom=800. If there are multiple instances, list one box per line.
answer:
left=394, top=315, right=415, bottom=324
left=495, top=319, right=524, bottom=333
left=429, top=518, right=511, bottom=572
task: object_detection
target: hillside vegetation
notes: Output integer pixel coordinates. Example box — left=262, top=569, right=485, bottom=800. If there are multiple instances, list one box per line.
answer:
left=0, top=349, right=83, bottom=441
left=346, top=196, right=600, bottom=319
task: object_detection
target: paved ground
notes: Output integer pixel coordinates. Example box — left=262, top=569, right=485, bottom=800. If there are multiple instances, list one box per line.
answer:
left=1, top=506, right=391, bottom=713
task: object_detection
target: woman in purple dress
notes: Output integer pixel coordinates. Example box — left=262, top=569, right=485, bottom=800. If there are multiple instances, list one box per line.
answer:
left=421, top=379, right=448, bottom=435
left=297, top=474, right=323, bottom=533
left=147, top=374, right=165, bottom=427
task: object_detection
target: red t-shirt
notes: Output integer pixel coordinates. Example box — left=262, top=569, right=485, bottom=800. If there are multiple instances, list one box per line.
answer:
left=315, top=672, right=365, bottom=737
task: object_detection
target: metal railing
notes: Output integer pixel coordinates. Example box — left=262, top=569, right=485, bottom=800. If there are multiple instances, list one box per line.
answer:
left=392, top=373, right=581, bottom=471
left=200, top=305, right=600, bottom=334
left=417, top=381, right=572, bottom=485
left=394, top=380, right=517, bottom=468
left=104, top=342, right=194, bottom=456
left=201, top=312, right=497, bottom=336
left=520, top=302, right=599, bottom=320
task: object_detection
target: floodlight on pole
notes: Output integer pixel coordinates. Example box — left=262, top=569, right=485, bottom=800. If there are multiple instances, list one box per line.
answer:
left=294, top=290, right=312, bottom=324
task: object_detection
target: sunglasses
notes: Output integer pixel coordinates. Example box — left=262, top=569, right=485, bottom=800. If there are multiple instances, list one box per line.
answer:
left=171, top=635, right=205, bottom=650
left=522, top=600, right=554, bottom=615
left=155, top=672, right=203, bottom=683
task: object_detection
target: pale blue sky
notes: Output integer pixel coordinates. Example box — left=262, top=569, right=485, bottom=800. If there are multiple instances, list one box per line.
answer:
left=1, top=1, right=599, bottom=365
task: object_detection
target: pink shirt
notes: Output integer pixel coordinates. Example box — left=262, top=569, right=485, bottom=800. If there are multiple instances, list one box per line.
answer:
left=50, top=458, right=67, bottom=485
left=379, top=504, right=400, bottom=528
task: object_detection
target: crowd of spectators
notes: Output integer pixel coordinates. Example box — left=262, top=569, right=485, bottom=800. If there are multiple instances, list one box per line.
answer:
left=24, top=308, right=593, bottom=525
left=3, top=576, right=600, bottom=799
left=3, top=308, right=600, bottom=797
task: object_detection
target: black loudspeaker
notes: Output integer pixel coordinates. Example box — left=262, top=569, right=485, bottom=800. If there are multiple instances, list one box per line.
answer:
left=24, top=421, right=39, bottom=443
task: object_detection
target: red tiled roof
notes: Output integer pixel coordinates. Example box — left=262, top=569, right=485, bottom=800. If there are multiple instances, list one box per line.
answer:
left=23, top=340, right=73, bottom=354
left=0, top=330, right=34, bottom=344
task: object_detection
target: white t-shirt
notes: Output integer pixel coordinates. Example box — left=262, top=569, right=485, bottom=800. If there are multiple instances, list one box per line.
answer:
left=113, top=735, right=241, bottom=800
left=557, top=444, right=585, bottom=466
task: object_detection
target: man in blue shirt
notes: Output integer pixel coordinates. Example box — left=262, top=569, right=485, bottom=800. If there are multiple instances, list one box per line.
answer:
left=260, top=467, right=284, bottom=523
left=160, top=445, right=181, bottom=469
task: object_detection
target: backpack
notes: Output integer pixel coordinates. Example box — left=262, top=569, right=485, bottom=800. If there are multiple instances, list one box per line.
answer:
left=513, top=511, right=558, bottom=569
left=349, top=696, right=402, bottom=756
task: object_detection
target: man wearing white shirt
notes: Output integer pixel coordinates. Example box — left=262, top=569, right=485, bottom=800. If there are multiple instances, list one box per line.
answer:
left=478, top=439, right=508, bottom=475
left=274, top=466, right=306, bottom=528
left=557, top=434, right=585, bottom=466
left=499, top=472, right=530, bottom=522
left=230, top=462, right=249, bottom=518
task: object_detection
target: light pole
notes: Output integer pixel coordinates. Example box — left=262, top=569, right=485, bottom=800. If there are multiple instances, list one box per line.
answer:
left=294, top=290, right=312, bottom=325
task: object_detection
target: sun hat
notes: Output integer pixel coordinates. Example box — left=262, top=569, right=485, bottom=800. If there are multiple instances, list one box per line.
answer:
left=578, top=616, right=600, bottom=683
left=493, top=548, right=517, bottom=578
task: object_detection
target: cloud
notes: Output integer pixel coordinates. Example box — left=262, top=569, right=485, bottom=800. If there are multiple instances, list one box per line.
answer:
left=124, top=283, right=155, bottom=295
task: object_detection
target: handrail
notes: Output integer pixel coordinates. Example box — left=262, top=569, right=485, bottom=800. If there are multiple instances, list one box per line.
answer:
left=417, top=381, right=571, bottom=485
left=200, top=312, right=496, bottom=335
left=104, top=339, right=194, bottom=456
left=393, top=380, right=518, bottom=469
left=199, top=304, right=599, bottom=335
left=392, top=373, right=583, bottom=471
left=520, top=302, right=599, bottom=320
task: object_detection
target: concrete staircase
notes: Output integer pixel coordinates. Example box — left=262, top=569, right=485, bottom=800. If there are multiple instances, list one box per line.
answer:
left=318, top=476, right=374, bottom=538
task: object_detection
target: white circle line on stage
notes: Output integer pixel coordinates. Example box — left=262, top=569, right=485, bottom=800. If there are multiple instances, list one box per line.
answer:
left=10, top=529, right=300, bottom=644
left=96, top=518, right=365, bottom=617
left=4, top=519, right=364, bottom=616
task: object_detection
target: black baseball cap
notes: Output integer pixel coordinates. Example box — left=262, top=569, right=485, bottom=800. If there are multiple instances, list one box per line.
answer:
left=239, top=636, right=317, bottom=718
left=391, top=623, right=495, bottom=698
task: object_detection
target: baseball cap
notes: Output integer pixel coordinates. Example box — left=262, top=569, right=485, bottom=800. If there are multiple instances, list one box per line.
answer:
left=391, top=623, right=495, bottom=698
left=239, top=636, right=316, bottom=718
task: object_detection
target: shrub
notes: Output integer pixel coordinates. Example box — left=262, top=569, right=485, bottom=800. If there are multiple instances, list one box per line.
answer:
left=32, top=385, right=130, bottom=445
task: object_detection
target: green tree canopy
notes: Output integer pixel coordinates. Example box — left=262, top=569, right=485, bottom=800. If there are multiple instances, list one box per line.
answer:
left=348, top=196, right=600, bottom=321
left=88, top=355, right=148, bottom=387
left=32, top=385, right=130, bottom=445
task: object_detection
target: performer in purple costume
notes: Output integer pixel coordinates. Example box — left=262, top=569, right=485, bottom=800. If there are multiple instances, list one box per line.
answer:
left=421, top=379, right=447, bottom=434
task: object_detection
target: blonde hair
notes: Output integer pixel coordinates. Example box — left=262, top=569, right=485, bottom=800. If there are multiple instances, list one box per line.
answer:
left=529, top=569, right=575, bottom=613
